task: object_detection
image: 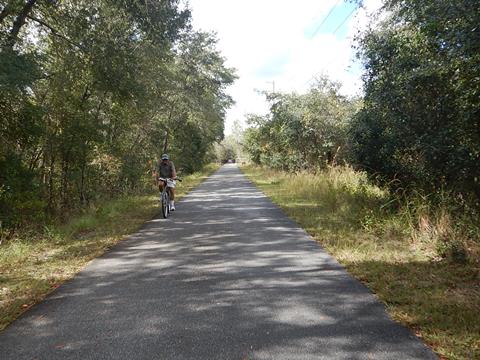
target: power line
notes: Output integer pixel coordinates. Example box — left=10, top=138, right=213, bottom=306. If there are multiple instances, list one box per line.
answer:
left=286, top=0, right=343, bottom=85
left=285, top=2, right=360, bottom=89
left=310, top=0, right=343, bottom=38
left=304, top=5, right=359, bottom=86
left=332, top=6, right=357, bottom=34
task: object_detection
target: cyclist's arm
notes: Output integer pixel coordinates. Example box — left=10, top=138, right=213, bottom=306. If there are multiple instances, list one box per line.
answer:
left=171, top=162, right=177, bottom=179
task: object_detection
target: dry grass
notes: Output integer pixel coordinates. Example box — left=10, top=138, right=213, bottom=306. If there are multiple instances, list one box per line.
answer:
left=242, top=164, right=480, bottom=360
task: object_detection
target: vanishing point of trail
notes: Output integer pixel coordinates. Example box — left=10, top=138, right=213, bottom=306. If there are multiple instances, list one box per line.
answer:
left=0, top=165, right=436, bottom=359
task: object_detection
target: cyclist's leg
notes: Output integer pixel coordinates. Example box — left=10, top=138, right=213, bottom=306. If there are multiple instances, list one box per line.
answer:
left=167, top=186, right=175, bottom=210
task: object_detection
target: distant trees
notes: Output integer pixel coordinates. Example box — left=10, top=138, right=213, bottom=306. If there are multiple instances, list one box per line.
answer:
left=215, top=120, right=246, bottom=163
left=243, top=78, right=360, bottom=171
left=0, top=0, right=235, bottom=226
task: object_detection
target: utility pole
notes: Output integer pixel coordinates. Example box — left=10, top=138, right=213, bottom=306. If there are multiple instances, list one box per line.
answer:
left=266, top=80, right=275, bottom=93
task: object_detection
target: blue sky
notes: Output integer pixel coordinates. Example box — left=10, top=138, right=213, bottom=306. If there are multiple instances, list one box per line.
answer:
left=304, top=1, right=359, bottom=39
left=255, top=53, right=291, bottom=78
left=256, top=1, right=359, bottom=80
left=189, top=0, right=382, bottom=134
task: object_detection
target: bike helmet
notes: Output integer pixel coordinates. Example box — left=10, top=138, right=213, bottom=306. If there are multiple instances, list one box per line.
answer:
left=161, top=153, right=169, bottom=160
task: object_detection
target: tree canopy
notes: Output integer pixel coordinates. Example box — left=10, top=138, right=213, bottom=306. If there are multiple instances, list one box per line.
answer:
left=243, top=78, right=360, bottom=172
left=350, top=0, right=480, bottom=196
left=0, top=0, right=236, bottom=226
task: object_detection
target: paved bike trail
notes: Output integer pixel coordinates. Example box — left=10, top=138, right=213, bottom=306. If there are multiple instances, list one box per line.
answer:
left=0, top=165, right=436, bottom=359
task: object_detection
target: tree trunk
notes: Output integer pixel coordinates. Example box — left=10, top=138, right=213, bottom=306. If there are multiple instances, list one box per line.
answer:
left=61, top=155, right=69, bottom=212
left=28, top=146, right=42, bottom=171
left=0, top=3, right=12, bottom=24
left=163, top=129, right=169, bottom=153
left=47, top=153, right=55, bottom=213
left=330, top=146, right=341, bottom=167
left=6, top=0, right=37, bottom=48
left=79, top=159, right=87, bottom=205
left=79, top=142, right=88, bottom=205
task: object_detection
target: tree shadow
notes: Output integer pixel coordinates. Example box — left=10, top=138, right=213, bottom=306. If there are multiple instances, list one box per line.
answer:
left=0, top=165, right=437, bottom=359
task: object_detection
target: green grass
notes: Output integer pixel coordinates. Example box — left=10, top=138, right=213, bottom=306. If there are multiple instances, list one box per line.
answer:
left=241, top=164, right=480, bottom=360
left=0, top=163, right=220, bottom=331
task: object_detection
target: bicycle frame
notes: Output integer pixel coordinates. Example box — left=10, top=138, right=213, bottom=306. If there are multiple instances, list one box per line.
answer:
left=158, top=178, right=172, bottom=218
left=159, top=178, right=172, bottom=195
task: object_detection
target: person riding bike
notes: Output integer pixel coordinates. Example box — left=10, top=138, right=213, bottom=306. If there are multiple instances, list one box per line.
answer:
left=155, top=153, right=177, bottom=211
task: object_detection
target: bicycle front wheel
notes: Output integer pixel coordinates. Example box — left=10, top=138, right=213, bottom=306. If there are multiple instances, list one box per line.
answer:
left=161, top=192, right=169, bottom=219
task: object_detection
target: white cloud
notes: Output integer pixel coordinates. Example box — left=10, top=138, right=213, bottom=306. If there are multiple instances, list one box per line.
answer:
left=188, top=0, right=383, bottom=134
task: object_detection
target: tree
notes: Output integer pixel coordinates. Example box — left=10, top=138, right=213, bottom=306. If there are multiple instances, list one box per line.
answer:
left=243, top=77, right=359, bottom=171
left=0, top=0, right=236, bottom=227
left=351, top=0, right=480, bottom=197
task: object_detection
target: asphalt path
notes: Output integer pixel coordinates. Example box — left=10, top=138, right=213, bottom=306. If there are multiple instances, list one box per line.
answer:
left=0, top=164, right=437, bottom=359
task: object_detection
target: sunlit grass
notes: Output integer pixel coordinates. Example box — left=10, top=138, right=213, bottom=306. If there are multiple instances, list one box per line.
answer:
left=241, top=164, right=479, bottom=360
left=0, top=163, right=220, bottom=331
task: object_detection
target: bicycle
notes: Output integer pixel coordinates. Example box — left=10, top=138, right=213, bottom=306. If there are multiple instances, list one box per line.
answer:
left=158, top=177, right=180, bottom=219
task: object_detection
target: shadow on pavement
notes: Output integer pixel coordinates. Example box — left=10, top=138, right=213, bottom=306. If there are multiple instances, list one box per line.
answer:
left=0, top=165, right=437, bottom=360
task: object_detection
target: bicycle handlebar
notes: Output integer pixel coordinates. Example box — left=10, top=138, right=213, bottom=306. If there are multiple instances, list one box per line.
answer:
left=158, top=177, right=182, bottom=182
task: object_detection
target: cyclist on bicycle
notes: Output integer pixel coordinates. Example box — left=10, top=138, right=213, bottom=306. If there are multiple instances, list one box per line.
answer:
left=155, top=153, right=177, bottom=211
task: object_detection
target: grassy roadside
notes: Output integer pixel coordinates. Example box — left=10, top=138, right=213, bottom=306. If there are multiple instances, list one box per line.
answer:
left=241, top=164, right=479, bottom=360
left=0, top=163, right=220, bottom=331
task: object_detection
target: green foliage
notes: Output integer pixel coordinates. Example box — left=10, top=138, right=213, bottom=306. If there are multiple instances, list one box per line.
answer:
left=215, top=139, right=237, bottom=163
left=0, top=1, right=235, bottom=227
left=215, top=122, right=247, bottom=163
left=243, top=77, right=360, bottom=171
left=0, top=153, right=46, bottom=227
left=350, top=0, right=480, bottom=197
